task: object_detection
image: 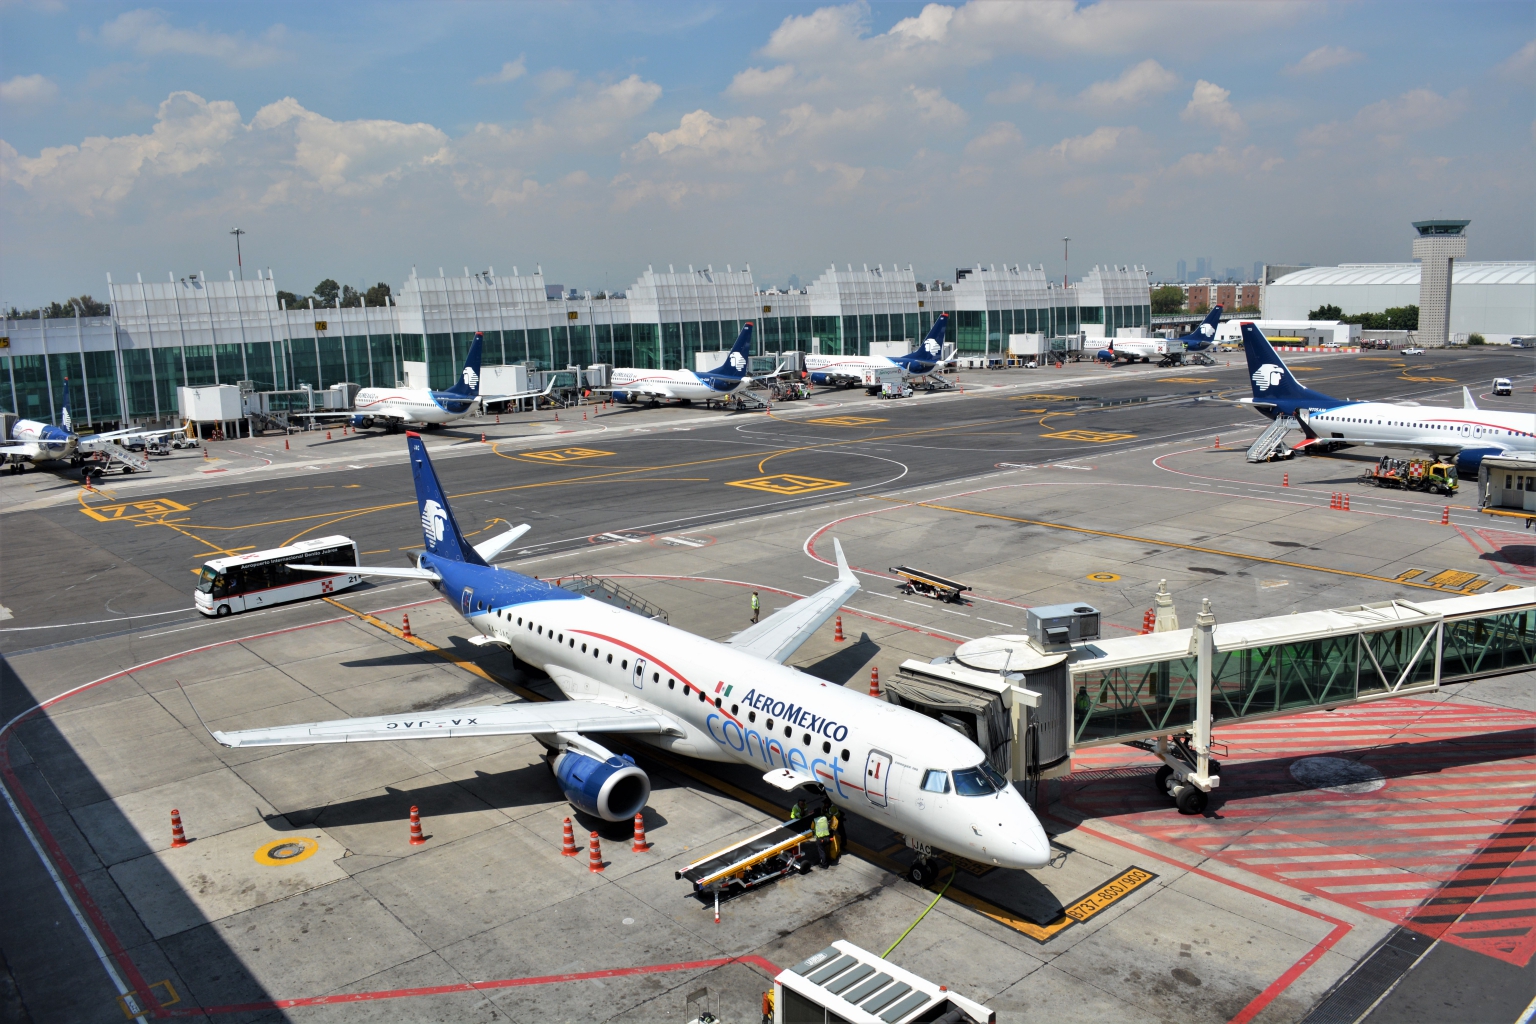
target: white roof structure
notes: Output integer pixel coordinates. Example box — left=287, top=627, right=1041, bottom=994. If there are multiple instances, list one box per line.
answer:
left=1264, top=262, right=1535, bottom=336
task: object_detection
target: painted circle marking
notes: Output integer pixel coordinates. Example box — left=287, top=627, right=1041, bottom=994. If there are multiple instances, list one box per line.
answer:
left=254, top=837, right=320, bottom=866
left=1087, top=572, right=1121, bottom=582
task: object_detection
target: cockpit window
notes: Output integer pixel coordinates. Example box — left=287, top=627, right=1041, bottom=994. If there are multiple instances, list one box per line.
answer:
left=979, top=761, right=1009, bottom=791
left=952, top=766, right=998, bottom=797
left=920, top=770, right=949, bottom=793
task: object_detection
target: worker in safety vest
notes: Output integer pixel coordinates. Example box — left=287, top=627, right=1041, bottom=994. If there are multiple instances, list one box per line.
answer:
left=789, top=797, right=808, bottom=822
left=750, top=591, right=760, bottom=624
left=813, top=810, right=832, bottom=867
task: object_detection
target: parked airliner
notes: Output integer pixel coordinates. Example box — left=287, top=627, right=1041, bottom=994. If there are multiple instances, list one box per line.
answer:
left=804, top=314, right=953, bottom=387
left=608, top=323, right=762, bottom=405
left=211, top=433, right=1051, bottom=872
left=1, top=379, right=169, bottom=475
left=305, top=333, right=550, bottom=431
left=1242, top=322, right=1535, bottom=470
left=1178, top=305, right=1225, bottom=352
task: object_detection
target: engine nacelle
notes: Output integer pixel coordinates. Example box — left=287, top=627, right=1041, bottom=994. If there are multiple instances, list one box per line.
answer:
left=612, top=391, right=633, bottom=404
left=550, top=748, right=650, bottom=822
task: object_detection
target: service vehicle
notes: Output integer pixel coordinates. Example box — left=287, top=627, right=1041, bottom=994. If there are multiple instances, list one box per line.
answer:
left=889, top=565, right=972, bottom=603
left=878, top=382, right=913, bottom=399
left=1359, top=456, right=1458, bottom=495
left=1402, top=347, right=1425, bottom=355
left=1494, top=378, right=1513, bottom=396
left=195, top=535, right=362, bottom=617
left=170, top=434, right=200, bottom=450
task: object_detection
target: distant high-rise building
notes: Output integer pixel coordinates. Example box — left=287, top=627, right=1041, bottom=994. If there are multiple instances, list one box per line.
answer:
left=1224, top=267, right=1241, bottom=282
left=1176, top=259, right=1187, bottom=283
left=1195, top=257, right=1209, bottom=279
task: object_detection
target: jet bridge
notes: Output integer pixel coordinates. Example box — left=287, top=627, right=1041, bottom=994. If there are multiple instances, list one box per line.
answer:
left=892, top=587, right=1535, bottom=813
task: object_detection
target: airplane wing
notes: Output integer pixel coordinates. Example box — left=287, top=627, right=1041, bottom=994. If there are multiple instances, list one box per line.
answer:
left=473, top=523, right=530, bottom=562
left=288, top=411, right=357, bottom=421
left=211, top=697, right=678, bottom=748
left=287, top=563, right=441, bottom=581
left=479, top=379, right=557, bottom=404
left=726, top=538, right=860, bottom=663
left=0, top=441, right=44, bottom=458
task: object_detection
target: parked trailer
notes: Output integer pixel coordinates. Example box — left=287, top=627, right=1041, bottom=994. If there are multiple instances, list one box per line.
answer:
left=889, top=565, right=972, bottom=604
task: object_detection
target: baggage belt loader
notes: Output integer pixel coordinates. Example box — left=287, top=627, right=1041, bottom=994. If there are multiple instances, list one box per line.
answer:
left=676, top=819, right=840, bottom=900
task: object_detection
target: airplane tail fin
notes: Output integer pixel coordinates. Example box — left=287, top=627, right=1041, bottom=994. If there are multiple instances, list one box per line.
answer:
left=708, top=322, right=755, bottom=378
left=1187, top=305, right=1223, bottom=346
left=898, top=314, right=950, bottom=368
left=1241, top=323, right=1339, bottom=407
left=406, top=432, right=487, bottom=565
left=60, top=378, right=72, bottom=431
left=443, top=333, right=485, bottom=397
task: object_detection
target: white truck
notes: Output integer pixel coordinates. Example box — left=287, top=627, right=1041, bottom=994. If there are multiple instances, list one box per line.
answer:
left=861, top=364, right=904, bottom=394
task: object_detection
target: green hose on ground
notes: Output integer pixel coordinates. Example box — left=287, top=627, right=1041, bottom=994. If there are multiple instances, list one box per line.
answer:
left=883, top=865, right=957, bottom=958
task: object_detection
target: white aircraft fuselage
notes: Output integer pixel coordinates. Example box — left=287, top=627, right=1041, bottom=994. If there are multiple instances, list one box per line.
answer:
left=1301, top=403, right=1536, bottom=458
left=350, top=386, right=478, bottom=428
left=465, top=583, right=1051, bottom=870
left=609, top=368, right=747, bottom=403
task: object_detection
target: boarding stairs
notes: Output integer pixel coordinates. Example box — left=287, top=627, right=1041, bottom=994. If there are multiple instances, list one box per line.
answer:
left=78, top=438, right=150, bottom=473
left=556, top=575, right=669, bottom=623
left=921, top=373, right=958, bottom=391
left=730, top=389, right=770, bottom=411
left=1246, top=415, right=1299, bottom=463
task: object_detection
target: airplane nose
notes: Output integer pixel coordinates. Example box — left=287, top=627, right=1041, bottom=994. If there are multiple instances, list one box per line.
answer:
left=1000, top=793, right=1051, bottom=869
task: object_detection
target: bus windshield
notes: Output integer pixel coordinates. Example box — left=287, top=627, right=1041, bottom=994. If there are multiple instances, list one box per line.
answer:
left=197, top=567, right=219, bottom=593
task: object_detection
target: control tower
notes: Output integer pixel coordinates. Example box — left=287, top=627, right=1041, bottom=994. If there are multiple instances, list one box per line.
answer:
left=1411, top=219, right=1468, bottom=347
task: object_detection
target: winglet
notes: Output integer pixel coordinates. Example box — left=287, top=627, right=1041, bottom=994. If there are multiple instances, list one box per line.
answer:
left=832, top=538, right=858, bottom=588
left=1463, top=386, right=1478, bottom=411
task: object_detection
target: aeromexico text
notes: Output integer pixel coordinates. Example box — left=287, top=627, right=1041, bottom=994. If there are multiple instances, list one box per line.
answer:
left=705, top=689, right=855, bottom=794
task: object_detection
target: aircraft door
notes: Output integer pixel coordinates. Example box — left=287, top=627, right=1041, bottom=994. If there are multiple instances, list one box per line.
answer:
left=631, top=657, right=647, bottom=690
left=460, top=587, right=473, bottom=615
left=864, top=749, right=893, bottom=807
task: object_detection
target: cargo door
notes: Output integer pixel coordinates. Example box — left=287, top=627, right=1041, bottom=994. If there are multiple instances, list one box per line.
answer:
left=864, top=749, right=893, bottom=807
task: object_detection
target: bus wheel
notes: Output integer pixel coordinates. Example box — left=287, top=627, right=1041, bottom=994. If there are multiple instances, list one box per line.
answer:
left=216, top=604, right=231, bottom=617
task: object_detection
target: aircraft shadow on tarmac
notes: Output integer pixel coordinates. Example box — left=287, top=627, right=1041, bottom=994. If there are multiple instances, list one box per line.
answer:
left=801, top=634, right=880, bottom=686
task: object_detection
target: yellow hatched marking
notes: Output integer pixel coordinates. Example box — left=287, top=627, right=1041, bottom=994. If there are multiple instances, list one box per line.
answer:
left=726, top=474, right=847, bottom=496
left=805, top=416, right=887, bottom=426
left=1401, top=375, right=1455, bottom=383
left=80, top=497, right=192, bottom=523
left=522, top=447, right=615, bottom=462
left=1041, top=429, right=1137, bottom=443
left=1426, top=569, right=1479, bottom=589
left=1160, top=377, right=1212, bottom=384
left=1020, top=394, right=1081, bottom=402
left=1394, top=568, right=1425, bottom=581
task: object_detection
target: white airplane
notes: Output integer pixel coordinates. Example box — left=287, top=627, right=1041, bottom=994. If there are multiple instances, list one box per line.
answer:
left=804, top=314, right=954, bottom=388
left=210, top=432, right=1051, bottom=874
left=1, top=379, right=164, bottom=476
left=1094, top=335, right=1186, bottom=366
left=301, top=333, right=551, bottom=431
left=1242, top=322, right=1536, bottom=471
left=608, top=323, right=764, bottom=406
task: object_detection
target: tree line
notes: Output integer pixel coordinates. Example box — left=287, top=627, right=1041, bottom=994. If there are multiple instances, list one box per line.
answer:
left=1308, top=303, right=1419, bottom=331
left=277, top=280, right=392, bottom=310
left=5, top=295, right=112, bottom=320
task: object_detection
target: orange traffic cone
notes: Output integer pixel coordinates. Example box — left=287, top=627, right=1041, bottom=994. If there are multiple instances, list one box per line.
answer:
left=326, top=430, right=332, bottom=440
left=560, top=817, right=579, bottom=856
left=402, top=613, right=412, bottom=638
left=834, top=616, right=844, bottom=642
left=869, top=666, right=880, bottom=698
left=1283, top=473, right=1289, bottom=487
left=408, top=805, right=426, bottom=845
left=1214, top=436, right=1220, bottom=449
left=1441, top=506, right=1450, bottom=525
left=1343, top=493, right=1351, bottom=511
left=496, top=415, right=501, bottom=424
left=284, top=438, right=290, bottom=450
left=588, top=831, right=605, bottom=872
left=170, top=809, right=189, bottom=849
left=632, top=813, right=649, bottom=853
left=555, top=412, right=559, bottom=421
left=481, top=433, right=486, bottom=443
left=583, top=411, right=588, bottom=420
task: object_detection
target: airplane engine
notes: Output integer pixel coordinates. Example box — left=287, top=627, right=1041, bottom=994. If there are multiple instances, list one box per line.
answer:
left=549, top=743, right=650, bottom=822
left=613, top=391, right=633, bottom=404
left=351, top=415, right=374, bottom=428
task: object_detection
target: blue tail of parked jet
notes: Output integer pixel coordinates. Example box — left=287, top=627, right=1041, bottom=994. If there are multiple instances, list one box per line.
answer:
left=440, top=333, right=484, bottom=398
left=1181, top=306, right=1223, bottom=350
left=702, top=322, right=755, bottom=384
left=894, top=314, right=949, bottom=371
left=1242, top=323, right=1341, bottom=415
left=407, top=431, right=487, bottom=565
left=60, top=378, right=73, bottom=430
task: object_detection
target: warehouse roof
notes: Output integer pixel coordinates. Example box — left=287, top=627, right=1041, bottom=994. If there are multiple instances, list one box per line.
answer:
left=1270, top=262, right=1534, bottom=288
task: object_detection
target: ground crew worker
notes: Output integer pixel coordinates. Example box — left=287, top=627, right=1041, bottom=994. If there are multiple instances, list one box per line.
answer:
left=813, top=809, right=832, bottom=867
left=789, top=797, right=808, bottom=822
left=750, top=591, right=760, bottom=624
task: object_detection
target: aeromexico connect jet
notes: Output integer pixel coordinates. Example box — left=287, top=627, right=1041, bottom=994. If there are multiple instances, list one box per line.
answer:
left=1242, top=322, right=1535, bottom=471
left=302, top=332, right=552, bottom=431
left=804, top=313, right=955, bottom=387
left=0, top=379, right=168, bottom=475
left=212, top=431, right=1051, bottom=873
left=606, top=322, right=763, bottom=406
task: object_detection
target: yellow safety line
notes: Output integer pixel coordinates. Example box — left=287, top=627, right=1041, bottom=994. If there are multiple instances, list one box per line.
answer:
left=866, top=495, right=1473, bottom=594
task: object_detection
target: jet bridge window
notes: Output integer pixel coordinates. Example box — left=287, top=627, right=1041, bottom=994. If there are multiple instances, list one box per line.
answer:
left=920, top=770, right=950, bottom=793
left=952, top=766, right=998, bottom=797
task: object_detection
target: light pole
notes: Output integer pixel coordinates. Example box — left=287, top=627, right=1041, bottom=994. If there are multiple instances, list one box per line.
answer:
left=230, top=228, right=246, bottom=280
left=1061, top=237, right=1070, bottom=288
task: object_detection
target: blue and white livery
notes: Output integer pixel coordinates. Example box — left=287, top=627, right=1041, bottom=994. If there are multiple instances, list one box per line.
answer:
left=1, top=378, right=164, bottom=475
left=1179, top=305, right=1225, bottom=352
left=1241, top=322, right=1535, bottom=472
left=214, top=431, right=1050, bottom=871
left=343, top=332, right=552, bottom=430
left=608, top=323, right=763, bottom=405
left=805, top=314, right=954, bottom=388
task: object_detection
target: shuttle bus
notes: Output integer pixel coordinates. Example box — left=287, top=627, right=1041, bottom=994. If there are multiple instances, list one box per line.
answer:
left=195, top=536, right=363, bottom=617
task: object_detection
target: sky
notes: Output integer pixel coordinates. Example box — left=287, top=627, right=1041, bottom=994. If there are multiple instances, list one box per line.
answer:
left=1, top=1, right=1532, bottom=307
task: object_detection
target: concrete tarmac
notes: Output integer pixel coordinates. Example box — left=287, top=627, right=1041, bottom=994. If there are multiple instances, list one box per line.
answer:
left=1, top=346, right=1533, bottom=1023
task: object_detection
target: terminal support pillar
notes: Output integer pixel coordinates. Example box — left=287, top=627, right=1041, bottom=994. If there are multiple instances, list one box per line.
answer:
left=1192, top=598, right=1216, bottom=792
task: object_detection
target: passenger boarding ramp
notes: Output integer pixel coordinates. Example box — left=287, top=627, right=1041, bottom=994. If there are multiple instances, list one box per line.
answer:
left=897, top=587, right=1534, bottom=812
left=1246, top=414, right=1299, bottom=462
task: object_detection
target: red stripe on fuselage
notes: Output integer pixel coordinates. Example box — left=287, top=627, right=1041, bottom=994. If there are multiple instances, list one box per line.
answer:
left=568, top=629, right=745, bottom=727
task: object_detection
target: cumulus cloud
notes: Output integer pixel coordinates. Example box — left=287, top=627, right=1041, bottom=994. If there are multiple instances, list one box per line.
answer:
left=964, top=121, right=1023, bottom=155
left=1182, top=80, right=1245, bottom=133
left=636, top=110, right=766, bottom=163
left=476, top=57, right=527, bottom=85
left=250, top=97, right=448, bottom=197
left=1496, top=39, right=1536, bottom=85
left=1078, top=59, right=1177, bottom=106
left=1300, top=88, right=1465, bottom=147
left=559, top=75, right=662, bottom=142
left=0, top=74, right=58, bottom=104
left=1050, top=126, right=1132, bottom=163
left=1171, top=145, right=1282, bottom=177
left=98, top=8, right=287, bottom=69
left=727, top=64, right=797, bottom=97
left=907, top=85, right=966, bottom=124
left=985, top=78, right=1036, bottom=105
left=1285, top=46, right=1364, bottom=75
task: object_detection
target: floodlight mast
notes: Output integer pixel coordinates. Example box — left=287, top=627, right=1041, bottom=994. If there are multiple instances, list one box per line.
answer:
left=230, top=228, right=246, bottom=280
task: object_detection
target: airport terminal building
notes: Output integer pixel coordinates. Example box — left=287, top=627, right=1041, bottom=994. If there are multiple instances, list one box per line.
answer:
left=1, top=262, right=1151, bottom=429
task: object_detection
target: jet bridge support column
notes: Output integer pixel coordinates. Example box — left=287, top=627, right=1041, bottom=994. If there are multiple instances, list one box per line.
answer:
left=1192, top=598, right=1215, bottom=790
